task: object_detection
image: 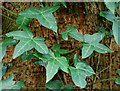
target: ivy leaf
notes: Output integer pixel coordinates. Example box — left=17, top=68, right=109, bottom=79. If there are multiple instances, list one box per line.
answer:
left=33, top=37, right=49, bottom=54
left=46, top=80, right=62, bottom=89
left=115, top=77, right=120, bottom=84
left=46, top=60, right=59, bottom=83
left=56, top=56, right=69, bottom=73
left=6, top=27, right=33, bottom=41
left=69, top=67, right=87, bottom=88
left=104, top=1, right=116, bottom=14
left=100, top=11, right=116, bottom=22
left=118, top=69, right=120, bottom=76
left=76, top=61, right=95, bottom=76
left=61, top=26, right=84, bottom=41
left=0, top=64, right=7, bottom=80
left=84, top=33, right=105, bottom=43
left=0, top=38, right=17, bottom=62
left=0, top=45, right=6, bottom=62
left=19, top=6, right=60, bottom=32
left=93, top=43, right=114, bottom=53
left=52, top=44, right=61, bottom=51
left=53, top=0, right=67, bottom=8
left=82, top=44, right=94, bottom=59
left=6, top=28, right=48, bottom=59
left=52, top=44, right=70, bottom=56
left=61, top=32, right=68, bottom=40
left=74, top=54, right=79, bottom=66
left=16, top=15, right=30, bottom=28
left=69, top=31, right=84, bottom=41
left=112, top=20, right=120, bottom=47
left=0, top=74, right=24, bottom=90
left=13, top=40, right=33, bottom=59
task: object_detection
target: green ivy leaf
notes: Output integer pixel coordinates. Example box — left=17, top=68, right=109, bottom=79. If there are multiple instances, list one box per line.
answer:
left=104, top=1, right=116, bottom=14
left=115, top=77, right=120, bottom=84
left=69, top=67, right=87, bottom=88
left=0, top=74, right=24, bottom=90
left=69, top=31, right=84, bottom=41
left=56, top=56, right=69, bottom=73
left=82, top=44, right=94, bottom=59
left=74, top=54, right=79, bottom=66
left=33, top=37, right=49, bottom=54
left=69, top=61, right=95, bottom=88
left=13, top=40, right=34, bottom=59
left=84, top=33, right=105, bottom=43
left=0, top=38, right=17, bottom=62
left=61, top=26, right=84, bottom=41
left=112, top=20, right=120, bottom=47
left=46, top=60, right=59, bottom=83
left=46, top=80, right=62, bottom=89
left=61, top=32, right=68, bottom=40
left=76, top=61, right=95, bottom=76
left=6, top=28, right=48, bottom=59
left=52, top=44, right=70, bottom=56
left=53, top=0, right=67, bottom=8
left=16, top=15, right=30, bottom=28
left=100, top=11, right=116, bottom=22
left=6, top=27, right=33, bottom=41
left=0, top=45, right=6, bottom=62
left=41, top=50, right=69, bottom=83
left=93, top=43, right=114, bottom=53
left=19, top=6, right=60, bottom=32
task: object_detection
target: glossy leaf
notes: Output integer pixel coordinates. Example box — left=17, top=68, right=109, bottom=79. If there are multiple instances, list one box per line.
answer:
left=33, top=37, right=49, bottom=54
left=112, top=20, right=120, bottom=47
left=53, top=0, right=67, bottom=8
left=69, top=67, right=87, bottom=88
left=100, top=11, right=116, bottom=22
left=46, top=80, right=62, bottom=89
left=6, top=27, right=33, bottom=41
left=93, top=43, right=114, bottom=53
left=61, top=32, right=68, bottom=40
left=69, top=31, right=84, bottom=41
left=13, top=40, right=33, bottom=59
left=19, top=6, right=60, bottom=32
left=84, top=33, right=104, bottom=43
left=0, top=45, right=6, bottom=62
left=46, top=60, right=59, bottom=83
left=115, top=77, right=120, bottom=84
left=16, top=15, right=30, bottom=28
left=61, top=26, right=84, bottom=41
left=0, top=64, right=7, bottom=80
left=76, top=61, right=95, bottom=76
left=56, top=56, right=69, bottom=73
left=0, top=74, right=24, bottom=90
left=104, top=1, right=116, bottom=14
left=74, top=54, right=79, bottom=66
left=82, top=44, right=94, bottom=59
left=0, top=38, right=17, bottom=62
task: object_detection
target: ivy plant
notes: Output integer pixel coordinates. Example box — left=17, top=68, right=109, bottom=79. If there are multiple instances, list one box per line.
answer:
left=69, top=54, right=95, bottom=88
left=46, top=80, right=74, bottom=90
left=1, top=1, right=120, bottom=90
left=100, top=1, right=120, bottom=47
left=0, top=64, right=24, bottom=90
left=115, top=69, right=120, bottom=84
